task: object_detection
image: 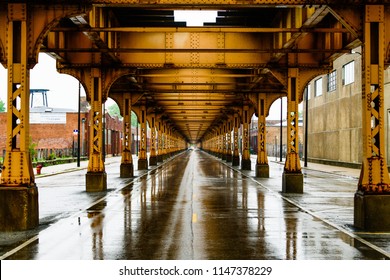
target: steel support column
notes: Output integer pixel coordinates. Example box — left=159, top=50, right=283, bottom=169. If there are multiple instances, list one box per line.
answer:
left=149, top=115, right=158, bottom=165
left=220, top=128, right=224, bottom=158
left=214, top=131, right=219, bottom=156
left=162, top=122, right=168, bottom=160
left=354, top=5, right=390, bottom=231
left=256, top=93, right=269, bottom=177
left=138, top=104, right=148, bottom=170
left=86, top=70, right=107, bottom=192
left=282, top=68, right=303, bottom=193
left=157, top=120, right=164, bottom=162
left=226, top=118, right=233, bottom=162
left=222, top=123, right=227, bottom=161
left=215, top=130, right=219, bottom=157
left=166, top=126, right=171, bottom=158
left=232, top=112, right=240, bottom=166
left=169, top=127, right=174, bottom=157
left=241, top=104, right=251, bottom=170
left=120, top=93, right=133, bottom=178
left=0, top=3, right=38, bottom=231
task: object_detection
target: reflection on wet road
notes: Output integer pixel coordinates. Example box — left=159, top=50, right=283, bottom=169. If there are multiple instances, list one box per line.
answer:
left=3, top=151, right=390, bottom=259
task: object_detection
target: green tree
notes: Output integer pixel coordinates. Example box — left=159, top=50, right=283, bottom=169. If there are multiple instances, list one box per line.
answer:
left=131, top=111, right=138, bottom=127
left=0, top=98, right=5, bottom=112
left=29, top=137, right=38, bottom=161
left=107, top=103, right=138, bottom=126
left=107, top=103, right=121, bottom=118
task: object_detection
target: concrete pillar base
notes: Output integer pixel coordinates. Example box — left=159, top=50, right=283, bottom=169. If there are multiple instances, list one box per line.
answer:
left=149, top=156, right=158, bottom=166
left=120, top=163, right=134, bottom=178
left=86, top=171, right=107, bottom=192
left=256, top=164, right=269, bottom=178
left=241, top=159, right=251, bottom=170
left=0, top=186, right=39, bottom=231
left=282, top=172, right=303, bottom=193
left=232, top=156, right=240, bottom=166
left=138, top=159, right=148, bottom=170
left=354, top=192, right=390, bottom=231
left=226, top=154, right=232, bottom=162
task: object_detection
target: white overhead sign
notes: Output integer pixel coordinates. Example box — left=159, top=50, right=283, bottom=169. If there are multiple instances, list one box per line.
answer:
left=30, top=112, right=66, bottom=124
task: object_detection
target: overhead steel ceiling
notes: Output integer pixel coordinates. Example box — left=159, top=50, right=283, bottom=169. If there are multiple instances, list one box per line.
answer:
left=38, top=2, right=363, bottom=143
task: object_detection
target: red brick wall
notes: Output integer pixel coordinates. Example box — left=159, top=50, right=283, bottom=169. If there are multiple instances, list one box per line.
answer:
left=0, top=112, right=124, bottom=159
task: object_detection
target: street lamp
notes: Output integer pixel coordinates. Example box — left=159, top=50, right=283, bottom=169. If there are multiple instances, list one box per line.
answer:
left=81, top=117, right=86, bottom=156
left=72, top=129, right=78, bottom=157
left=77, top=82, right=81, bottom=167
left=304, top=86, right=309, bottom=168
left=280, top=97, right=283, bottom=162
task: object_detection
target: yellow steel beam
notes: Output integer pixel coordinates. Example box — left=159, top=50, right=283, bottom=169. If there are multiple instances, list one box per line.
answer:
left=358, top=5, right=390, bottom=194
left=52, top=26, right=352, bottom=33
left=47, top=27, right=345, bottom=68
left=257, top=93, right=268, bottom=166
left=120, top=93, right=134, bottom=178
left=149, top=114, right=158, bottom=165
left=284, top=68, right=302, bottom=173
left=157, top=119, right=164, bottom=162
left=241, top=104, right=251, bottom=170
left=1, top=4, right=34, bottom=187
left=137, top=104, right=148, bottom=169
left=89, top=0, right=388, bottom=6
left=87, top=69, right=106, bottom=174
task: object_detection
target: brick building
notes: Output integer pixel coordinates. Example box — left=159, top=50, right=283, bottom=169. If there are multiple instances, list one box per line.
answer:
left=249, top=117, right=303, bottom=158
left=0, top=110, right=124, bottom=161
left=0, top=94, right=124, bottom=161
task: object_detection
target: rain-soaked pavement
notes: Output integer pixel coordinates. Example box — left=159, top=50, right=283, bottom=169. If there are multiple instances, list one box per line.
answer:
left=1, top=150, right=389, bottom=260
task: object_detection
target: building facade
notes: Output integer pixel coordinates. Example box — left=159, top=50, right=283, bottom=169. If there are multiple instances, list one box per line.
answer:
left=304, top=48, right=390, bottom=167
left=249, top=117, right=303, bottom=159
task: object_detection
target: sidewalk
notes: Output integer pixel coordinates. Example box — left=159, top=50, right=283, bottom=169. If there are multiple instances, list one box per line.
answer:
left=33, top=156, right=121, bottom=178
left=251, top=155, right=361, bottom=178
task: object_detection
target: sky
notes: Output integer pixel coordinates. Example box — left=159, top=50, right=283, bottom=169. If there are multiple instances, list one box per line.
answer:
left=0, top=11, right=288, bottom=120
left=174, top=10, right=218, bottom=26
left=0, top=53, right=86, bottom=111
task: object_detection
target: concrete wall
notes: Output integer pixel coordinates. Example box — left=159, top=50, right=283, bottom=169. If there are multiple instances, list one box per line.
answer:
left=305, top=51, right=364, bottom=166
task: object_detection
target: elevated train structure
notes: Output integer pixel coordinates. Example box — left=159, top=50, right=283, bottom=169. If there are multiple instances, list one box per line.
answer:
left=0, top=0, right=390, bottom=232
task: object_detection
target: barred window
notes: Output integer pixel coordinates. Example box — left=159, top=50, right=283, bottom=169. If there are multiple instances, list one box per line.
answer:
left=327, top=70, right=337, bottom=92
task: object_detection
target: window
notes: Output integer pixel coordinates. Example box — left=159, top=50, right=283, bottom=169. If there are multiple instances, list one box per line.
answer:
left=315, top=77, right=323, bottom=97
left=343, top=61, right=355, bottom=85
left=327, top=70, right=337, bottom=92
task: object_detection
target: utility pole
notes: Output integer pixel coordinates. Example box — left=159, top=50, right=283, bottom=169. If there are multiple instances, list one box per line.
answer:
left=77, top=82, right=81, bottom=167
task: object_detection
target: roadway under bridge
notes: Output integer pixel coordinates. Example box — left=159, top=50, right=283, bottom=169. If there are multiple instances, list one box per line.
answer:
left=1, top=151, right=389, bottom=260
left=0, top=1, right=390, bottom=240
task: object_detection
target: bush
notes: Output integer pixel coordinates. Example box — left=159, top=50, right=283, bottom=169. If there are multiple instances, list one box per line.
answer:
left=29, top=137, right=38, bottom=161
left=48, top=153, right=56, bottom=160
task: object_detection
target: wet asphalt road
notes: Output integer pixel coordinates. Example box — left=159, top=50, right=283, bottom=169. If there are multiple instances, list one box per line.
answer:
left=1, top=150, right=389, bottom=260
